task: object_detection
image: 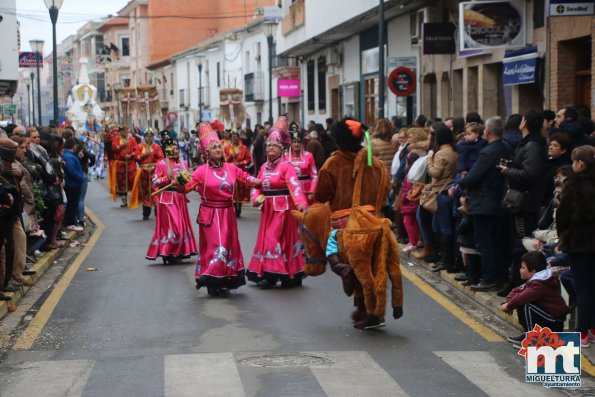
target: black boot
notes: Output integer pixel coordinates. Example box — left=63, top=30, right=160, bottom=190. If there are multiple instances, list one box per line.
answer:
left=433, top=235, right=454, bottom=272
left=328, top=254, right=355, bottom=296
left=142, top=205, right=152, bottom=220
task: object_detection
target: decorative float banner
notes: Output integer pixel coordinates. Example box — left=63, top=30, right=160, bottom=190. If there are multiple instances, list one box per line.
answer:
left=459, top=0, right=526, bottom=50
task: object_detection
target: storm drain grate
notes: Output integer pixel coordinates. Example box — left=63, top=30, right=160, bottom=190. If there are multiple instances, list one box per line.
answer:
left=239, top=353, right=335, bottom=368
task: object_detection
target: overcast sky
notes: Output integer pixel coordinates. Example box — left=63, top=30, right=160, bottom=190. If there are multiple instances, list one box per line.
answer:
left=17, top=0, right=128, bottom=54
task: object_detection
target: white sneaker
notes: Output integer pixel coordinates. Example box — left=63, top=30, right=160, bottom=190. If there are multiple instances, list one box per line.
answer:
left=401, top=244, right=417, bottom=253
left=66, top=225, right=84, bottom=232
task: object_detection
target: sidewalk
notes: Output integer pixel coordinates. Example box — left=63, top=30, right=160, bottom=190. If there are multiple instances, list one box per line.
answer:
left=402, top=247, right=595, bottom=370
left=0, top=229, right=84, bottom=321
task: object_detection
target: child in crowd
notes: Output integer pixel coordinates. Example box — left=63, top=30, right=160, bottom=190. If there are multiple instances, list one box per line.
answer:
left=399, top=152, right=421, bottom=253
left=502, top=251, right=569, bottom=348
left=456, top=123, right=487, bottom=176
left=454, top=194, right=481, bottom=286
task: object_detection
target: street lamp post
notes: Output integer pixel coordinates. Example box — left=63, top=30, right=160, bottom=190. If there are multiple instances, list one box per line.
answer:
left=30, top=73, right=35, bottom=126
left=25, top=79, right=31, bottom=126
left=30, top=40, right=45, bottom=126
left=44, top=0, right=64, bottom=127
left=263, top=22, right=277, bottom=125
left=197, top=58, right=203, bottom=123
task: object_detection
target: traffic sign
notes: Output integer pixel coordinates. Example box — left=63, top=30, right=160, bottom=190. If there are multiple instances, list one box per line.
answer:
left=388, top=67, right=416, bottom=97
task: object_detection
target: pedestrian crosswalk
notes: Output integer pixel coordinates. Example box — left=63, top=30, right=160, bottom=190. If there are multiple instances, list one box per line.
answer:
left=0, top=351, right=563, bottom=397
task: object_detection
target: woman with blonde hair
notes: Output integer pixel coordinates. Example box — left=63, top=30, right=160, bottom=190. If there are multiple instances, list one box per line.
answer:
left=371, top=118, right=397, bottom=173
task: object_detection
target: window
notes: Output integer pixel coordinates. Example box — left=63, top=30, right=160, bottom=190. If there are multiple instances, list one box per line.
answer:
left=317, top=56, right=326, bottom=111
left=245, top=51, right=250, bottom=73
left=307, top=60, right=315, bottom=111
left=217, top=62, right=221, bottom=87
left=121, top=37, right=130, bottom=57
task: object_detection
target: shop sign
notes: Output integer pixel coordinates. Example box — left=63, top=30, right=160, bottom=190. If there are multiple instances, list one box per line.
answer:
left=277, top=79, right=300, bottom=97
left=423, top=23, right=456, bottom=54
left=503, top=52, right=538, bottom=85
left=549, top=0, right=594, bottom=16
left=459, top=1, right=526, bottom=50
left=19, top=52, right=43, bottom=68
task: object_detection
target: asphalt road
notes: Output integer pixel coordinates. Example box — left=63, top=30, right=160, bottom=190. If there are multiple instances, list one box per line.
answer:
left=0, top=180, right=571, bottom=397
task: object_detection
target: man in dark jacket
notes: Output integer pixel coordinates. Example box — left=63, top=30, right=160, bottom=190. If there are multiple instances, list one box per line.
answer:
left=498, top=109, right=547, bottom=294
left=555, top=107, right=587, bottom=148
left=459, top=116, right=512, bottom=291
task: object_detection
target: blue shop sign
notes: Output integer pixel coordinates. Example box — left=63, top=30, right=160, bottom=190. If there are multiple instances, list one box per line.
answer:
left=503, top=48, right=538, bottom=86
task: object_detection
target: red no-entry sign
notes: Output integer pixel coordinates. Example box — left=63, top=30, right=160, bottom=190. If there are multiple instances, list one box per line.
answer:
left=388, top=67, right=416, bottom=97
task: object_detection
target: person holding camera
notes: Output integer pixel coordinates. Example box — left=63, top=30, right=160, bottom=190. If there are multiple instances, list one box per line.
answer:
left=458, top=116, right=513, bottom=291
left=497, top=110, right=547, bottom=296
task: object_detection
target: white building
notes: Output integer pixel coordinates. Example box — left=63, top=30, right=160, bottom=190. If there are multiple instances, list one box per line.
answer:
left=276, top=0, right=427, bottom=126
left=149, top=18, right=280, bottom=132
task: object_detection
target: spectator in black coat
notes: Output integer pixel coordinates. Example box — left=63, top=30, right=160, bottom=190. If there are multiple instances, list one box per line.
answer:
left=557, top=145, right=595, bottom=347
left=555, top=107, right=588, bottom=148
left=503, top=113, right=523, bottom=149
left=459, top=116, right=513, bottom=291
left=542, top=133, right=572, bottom=206
left=498, top=109, right=548, bottom=295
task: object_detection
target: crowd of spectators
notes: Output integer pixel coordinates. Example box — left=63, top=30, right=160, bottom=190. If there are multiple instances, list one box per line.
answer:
left=0, top=124, right=93, bottom=301
left=383, top=106, right=595, bottom=348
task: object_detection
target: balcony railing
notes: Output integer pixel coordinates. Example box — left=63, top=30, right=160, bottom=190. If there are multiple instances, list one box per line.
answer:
left=244, top=72, right=264, bottom=102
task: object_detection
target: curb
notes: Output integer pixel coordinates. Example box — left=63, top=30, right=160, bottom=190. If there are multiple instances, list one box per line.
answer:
left=0, top=230, right=78, bottom=321
left=401, top=247, right=595, bottom=371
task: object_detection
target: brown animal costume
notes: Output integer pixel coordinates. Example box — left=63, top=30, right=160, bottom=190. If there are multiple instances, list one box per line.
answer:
left=297, top=119, right=404, bottom=329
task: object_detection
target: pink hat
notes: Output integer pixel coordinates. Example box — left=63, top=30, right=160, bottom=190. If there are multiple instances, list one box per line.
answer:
left=198, top=122, right=221, bottom=157
left=266, top=115, right=290, bottom=149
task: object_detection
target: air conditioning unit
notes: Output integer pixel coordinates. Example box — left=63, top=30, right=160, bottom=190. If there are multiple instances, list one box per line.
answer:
left=327, top=48, right=341, bottom=66
left=410, top=10, right=424, bottom=45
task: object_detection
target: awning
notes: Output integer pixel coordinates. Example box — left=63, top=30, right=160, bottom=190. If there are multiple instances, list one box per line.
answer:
left=502, top=45, right=539, bottom=86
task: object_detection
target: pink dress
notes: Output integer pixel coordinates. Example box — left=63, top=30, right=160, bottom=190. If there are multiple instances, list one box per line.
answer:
left=188, top=162, right=257, bottom=290
left=248, top=158, right=308, bottom=286
left=146, top=158, right=198, bottom=261
left=284, top=150, right=318, bottom=198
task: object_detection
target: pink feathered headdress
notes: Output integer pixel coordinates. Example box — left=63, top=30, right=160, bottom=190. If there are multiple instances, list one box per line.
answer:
left=198, top=122, right=221, bottom=157
left=266, top=115, right=290, bottom=149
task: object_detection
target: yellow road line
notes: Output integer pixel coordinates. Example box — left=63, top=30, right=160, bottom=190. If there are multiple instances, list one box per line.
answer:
left=581, top=354, right=595, bottom=377
left=13, top=207, right=105, bottom=350
left=400, top=266, right=504, bottom=342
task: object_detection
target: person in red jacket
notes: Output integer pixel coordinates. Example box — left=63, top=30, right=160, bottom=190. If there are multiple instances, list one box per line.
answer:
left=501, top=251, right=569, bottom=348
left=111, top=127, right=138, bottom=207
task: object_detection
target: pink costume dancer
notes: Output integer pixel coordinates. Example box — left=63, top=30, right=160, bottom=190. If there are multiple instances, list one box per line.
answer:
left=283, top=127, right=318, bottom=202
left=189, top=123, right=260, bottom=296
left=248, top=116, right=309, bottom=289
left=146, top=136, right=197, bottom=264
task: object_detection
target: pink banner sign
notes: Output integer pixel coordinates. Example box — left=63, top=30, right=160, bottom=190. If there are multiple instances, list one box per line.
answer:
left=277, top=79, right=300, bottom=97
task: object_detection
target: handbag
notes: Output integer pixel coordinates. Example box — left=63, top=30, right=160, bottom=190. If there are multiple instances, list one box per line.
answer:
left=407, top=156, right=428, bottom=183
left=406, top=183, right=425, bottom=203
left=420, top=178, right=451, bottom=214
left=46, top=184, right=62, bottom=204
left=502, top=187, right=525, bottom=213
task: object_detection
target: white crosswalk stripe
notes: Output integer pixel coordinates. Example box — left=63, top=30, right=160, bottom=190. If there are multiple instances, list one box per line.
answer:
left=0, top=359, right=94, bottom=397
left=307, top=351, right=408, bottom=397
left=165, top=352, right=246, bottom=397
left=435, top=351, right=561, bottom=397
left=0, top=351, right=566, bottom=396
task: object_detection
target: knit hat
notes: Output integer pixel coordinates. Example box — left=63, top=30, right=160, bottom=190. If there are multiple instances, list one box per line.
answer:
left=198, top=122, right=221, bottom=157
